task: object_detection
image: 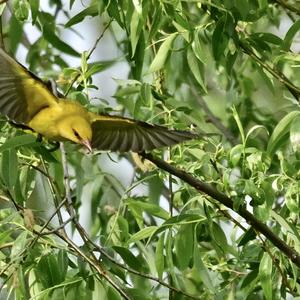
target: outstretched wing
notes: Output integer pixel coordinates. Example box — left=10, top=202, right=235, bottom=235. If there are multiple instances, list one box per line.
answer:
left=0, top=48, right=58, bottom=124
left=90, top=114, right=198, bottom=152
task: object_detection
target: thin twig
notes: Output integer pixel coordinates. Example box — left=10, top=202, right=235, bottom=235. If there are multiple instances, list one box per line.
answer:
left=29, top=198, right=69, bottom=248
left=64, top=19, right=113, bottom=97
left=59, top=143, right=75, bottom=218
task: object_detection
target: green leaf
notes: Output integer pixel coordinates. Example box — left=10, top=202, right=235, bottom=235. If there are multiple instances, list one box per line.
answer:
left=192, top=29, right=207, bottom=64
left=29, top=0, right=39, bottom=24
left=149, top=33, right=177, bottom=73
left=256, top=66, right=274, bottom=94
left=0, top=134, right=38, bottom=152
left=290, top=115, right=300, bottom=152
left=0, top=4, right=6, bottom=15
left=10, top=231, right=27, bottom=260
left=193, top=243, right=214, bottom=291
left=107, top=286, right=122, bottom=300
left=130, top=9, right=143, bottom=57
left=238, top=227, right=256, bottom=246
left=132, top=32, right=145, bottom=80
left=113, top=246, right=143, bottom=272
left=232, top=106, right=245, bottom=145
left=271, top=211, right=300, bottom=240
left=69, top=0, right=75, bottom=9
left=84, top=61, right=117, bottom=79
left=267, top=111, right=300, bottom=156
left=42, top=24, right=80, bottom=57
left=259, top=253, right=272, bottom=300
left=1, top=149, right=18, bottom=190
left=155, top=232, right=165, bottom=279
left=212, top=17, right=229, bottom=61
left=106, top=0, right=123, bottom=28
left=57, top=250, right=68, bottom=281
left=187, top=47, right=207, bottom=93
left=8, top=15, right=23, bottom=54
left=250, top=32, right=282, bottom=45
left=65, top=4, right=98, bottom=28
left=175, top=224, right=194, bottom=270
left=211, top=222, right=228, bottom=249
left=127, top=226, right=158, bottom=244
left=229, top=144, right=243, bottom=166
left=240, top=269, right=259, bottom=289
left=125, top=199, right=169, bottom=220
left=282, top=19, right=300, bottom=51
left=36, top=253, right=63, bottom=288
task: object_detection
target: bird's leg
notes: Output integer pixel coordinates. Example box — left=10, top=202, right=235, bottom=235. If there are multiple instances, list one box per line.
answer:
left=36, top=133, right=43, bottom=143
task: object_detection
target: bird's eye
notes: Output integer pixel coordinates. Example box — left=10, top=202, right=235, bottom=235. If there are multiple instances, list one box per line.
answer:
left=73, top=129, right=80, bottom=138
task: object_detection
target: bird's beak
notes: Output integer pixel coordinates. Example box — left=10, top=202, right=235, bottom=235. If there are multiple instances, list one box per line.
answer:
left=81, top=139, right=92, bottom=153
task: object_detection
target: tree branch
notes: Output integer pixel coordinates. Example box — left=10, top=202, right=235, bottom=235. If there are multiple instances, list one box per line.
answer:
left=274, top=0, right=300, bottom=16
left=140, top=152, right=300, bottom=268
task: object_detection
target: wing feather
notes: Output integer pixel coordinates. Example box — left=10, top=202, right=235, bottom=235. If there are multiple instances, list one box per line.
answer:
left=0, top=49, right=58, bottom=124
left=90, top=114, right=198, bottom=152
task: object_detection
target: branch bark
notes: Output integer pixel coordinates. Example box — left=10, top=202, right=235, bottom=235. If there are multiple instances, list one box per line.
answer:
left=141, top=152, right=300, bottom=268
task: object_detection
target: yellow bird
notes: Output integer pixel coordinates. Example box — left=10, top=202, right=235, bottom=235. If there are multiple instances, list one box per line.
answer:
left=0, top=48, right=197, bottom=152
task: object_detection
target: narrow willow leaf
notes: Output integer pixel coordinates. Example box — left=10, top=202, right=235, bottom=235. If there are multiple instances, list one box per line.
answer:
left=212, top=17, right=229, bottom=61
left=175, top=224, right=193, bottom=270
left=43, top=24, right=80, bottom=57
left=130, top=10, right=142, bottom=57
left=290, top=115, right=300, bottom=152
left=8, top=15, right=23, bottom=54
left=187, top=47, right=207, bottom=93
left=0, top=134, right=37, bottom=152
left=259, top=253, right=272, bottom=300
left=232, top=106, right=245, bottom=145
left=267, top=111, right=300, bottom=156
left=250, top=32, right=282, bottom=45
left=126, top=199, right=169, bottom=220
left=127, top=226, right=158, bottom=244
left=229, top=144, right=243, bottom=166
left=113, top=246, right=143, bottom=272
left=1, top=149, right=18, bottom=190
left=192, top=29, right=207, bottom=64
left=36, top=254, right=62, bottom=287
left=132, top=0, right=142, bottom=14
left=149, top=33, right=177, bottom=73
left=29, top=0, right=39, bottom=24
left=107, top=287, right=122, bottom=300
left=65, top=4, right=98, bottom=28
left=10, top=231, right=27, bottom=260
left=193, top=243, right=214, bottom=291
left=0, top=4, right=6, bottom=15
left=282, top=19, right=300, bottom=51
left=155, top=232, right=165, bottom=279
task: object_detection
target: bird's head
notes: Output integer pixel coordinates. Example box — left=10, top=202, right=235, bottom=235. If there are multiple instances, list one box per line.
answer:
left=58, top=116, right=93, bottom=152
